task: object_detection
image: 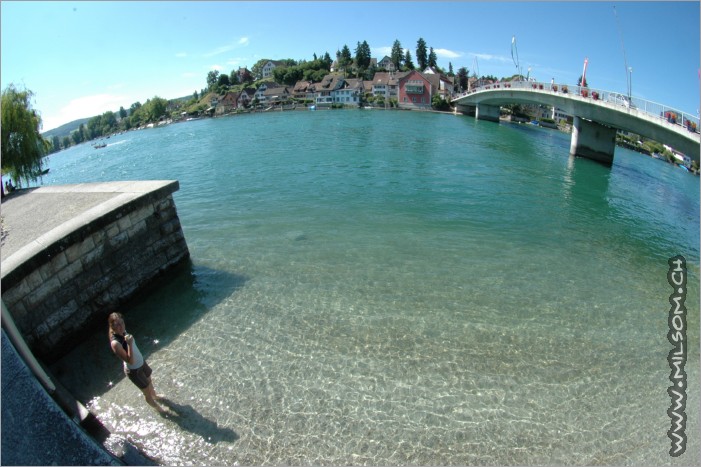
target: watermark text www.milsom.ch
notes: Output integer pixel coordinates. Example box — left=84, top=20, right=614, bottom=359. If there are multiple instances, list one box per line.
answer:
left=667, top=255, right=687, bottom=457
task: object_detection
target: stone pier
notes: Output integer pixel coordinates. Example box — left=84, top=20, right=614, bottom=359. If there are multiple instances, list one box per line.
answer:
left=569, top=116, right=618, bottom=165
left=475, top=103, right=501, bottom=122
left=1, top=181, right=190, bottom=363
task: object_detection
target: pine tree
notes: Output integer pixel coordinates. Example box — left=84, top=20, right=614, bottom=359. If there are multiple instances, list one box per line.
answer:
left=428, top=47, right=437, bottom=69
left=416, top=38, right=428, bottom=70
left=390, top=40, right=403, bottom=71
left=355, top=41, right=371, bottom=73
left=404, top=50, right=415, bottom=70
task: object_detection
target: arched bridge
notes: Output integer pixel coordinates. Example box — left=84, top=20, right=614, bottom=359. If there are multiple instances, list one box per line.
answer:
left=452, top=80, right=700, bottom=165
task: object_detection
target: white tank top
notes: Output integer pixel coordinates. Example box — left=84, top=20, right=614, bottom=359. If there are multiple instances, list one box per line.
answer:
left=125, top=337, right=145, bottom=370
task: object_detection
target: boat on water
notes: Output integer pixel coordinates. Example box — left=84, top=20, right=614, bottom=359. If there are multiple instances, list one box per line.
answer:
left=93, top=142, right=107, bottom=149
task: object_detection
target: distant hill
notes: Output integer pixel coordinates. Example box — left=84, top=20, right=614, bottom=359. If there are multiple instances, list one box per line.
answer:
left=42, top=117, right=91, bottom=139
left=41, top=95, right=195, bottom=140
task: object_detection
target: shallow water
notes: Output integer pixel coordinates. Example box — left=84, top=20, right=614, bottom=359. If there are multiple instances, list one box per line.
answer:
left=47, top=110, right=698, bottom=465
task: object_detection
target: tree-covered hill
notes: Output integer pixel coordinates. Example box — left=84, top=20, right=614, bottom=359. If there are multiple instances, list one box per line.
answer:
left=41, top=117, right=90, bottom=139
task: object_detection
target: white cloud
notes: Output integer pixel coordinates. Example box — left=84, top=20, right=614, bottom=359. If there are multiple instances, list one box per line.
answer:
left=210, top=64, right=223, bottom=71
left=204, top=37, right=250, bottom=57
left=434, top=48, right=462, bottom=59
left=43, top=93, right=130, bottom=131
left=176, top=52, right=188, bottom=58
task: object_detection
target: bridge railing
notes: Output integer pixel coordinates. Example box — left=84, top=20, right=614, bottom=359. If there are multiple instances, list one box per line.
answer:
left=454, top=80, right=700, bottom=134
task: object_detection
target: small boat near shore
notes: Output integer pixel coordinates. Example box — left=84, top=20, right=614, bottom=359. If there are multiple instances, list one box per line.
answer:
left=93, top=142, right=107, bottom=149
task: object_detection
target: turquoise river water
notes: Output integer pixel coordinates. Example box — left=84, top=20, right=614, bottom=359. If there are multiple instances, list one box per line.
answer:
left=45, top=110, right=698, bottom=465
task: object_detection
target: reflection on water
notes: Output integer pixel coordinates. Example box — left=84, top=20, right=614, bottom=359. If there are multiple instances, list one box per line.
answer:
left=48, top=111, right=698, bottom=465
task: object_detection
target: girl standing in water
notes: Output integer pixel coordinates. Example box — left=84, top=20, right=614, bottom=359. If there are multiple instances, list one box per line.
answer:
left=108, top=312, right=166, bottom=414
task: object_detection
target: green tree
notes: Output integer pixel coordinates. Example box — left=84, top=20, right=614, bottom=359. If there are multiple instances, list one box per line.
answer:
left=416, top=38, right=428, bottom=70
left=119, top=106, right=128, bottom=119
left=364, top=62, right=377, bottom=81
left=432, top=93, right=450, bottom=111
left=62, top=136, right=71, bottom=150
left=1, top=84, right=49, bottom=187
left=457, top=67, right=469, bottom=91
left=448, top=62, right=454, bottom=76
left=73, top=127, right=86, bottom=144
left=390, top=39, right=404, bottom=70
left=251, top=58, right=270, bottom=80
left=87, top=114, right=103, bottom=139
left=322, top=52, right=333, bottom=70
left=101, top=111, right=117, bottom=134
left=130, top=101, right=142, bottom=111
left=51, top=135, right=61, bottom=153
left=355, top=40, right=371, bottom=74
left=79, top=123, right=89, bottom=142
left=428, top=47, right=437, bottom=69
left=144, top=97, right=168, bottom=121
left=229, top=70, right=240, bottom=86
left=274, top=65, right=304, bottom=86
left=404, top=50, right=415, bottom=70
left=218, top=73, right=231, bottom=88
left=337, top=45, right=353, bottom=74
left=206, top=70, right=220, bottom=90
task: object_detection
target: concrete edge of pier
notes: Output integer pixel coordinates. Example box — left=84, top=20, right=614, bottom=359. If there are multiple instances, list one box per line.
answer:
left=1, top=181, right=189, bottom=465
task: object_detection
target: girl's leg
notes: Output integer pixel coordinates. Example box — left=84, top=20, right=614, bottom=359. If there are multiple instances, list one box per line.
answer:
left=140, top=384, right=165, bottom=413
left=146, top=377, right=165, bottom=400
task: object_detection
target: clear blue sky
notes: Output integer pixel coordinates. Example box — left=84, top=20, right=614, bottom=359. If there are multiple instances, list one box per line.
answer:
left=2, top=1, right=699, bottom=131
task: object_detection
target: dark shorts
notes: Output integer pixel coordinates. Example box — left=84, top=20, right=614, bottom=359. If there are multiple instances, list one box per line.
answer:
left=124, top=361, right=153, bottom=389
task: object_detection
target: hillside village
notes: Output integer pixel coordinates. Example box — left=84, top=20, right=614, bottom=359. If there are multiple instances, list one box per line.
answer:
left=188, top=58, right=464, bottom=117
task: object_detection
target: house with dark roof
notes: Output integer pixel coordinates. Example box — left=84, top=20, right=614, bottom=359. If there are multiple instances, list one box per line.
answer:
left=371, top=72, right=406, bottom=102
left=334, top=78, right=364, bottom=106
left=216, top=91, right=240, bottom=115
left=255, top=82, right=283, bottom=102
left=293, top=80, right=313, bottom=100
left=315, top=74, right=346, bottom=105
left=237, top=88, right=256, bottom=108
left=377, top=56, right=396, bottom=72
left=422, top=71, right=455, bottom=101
left=261, top=86, right=290, bottom=105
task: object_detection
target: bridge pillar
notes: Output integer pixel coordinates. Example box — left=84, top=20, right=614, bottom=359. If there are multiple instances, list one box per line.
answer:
left=569, top=116, right=617, bottom=165
left=476, top=104, right=500, bottom=122
left=456, top=104, right=476, bottom=116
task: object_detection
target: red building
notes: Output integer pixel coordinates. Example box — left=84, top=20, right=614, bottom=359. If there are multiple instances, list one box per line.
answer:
left=397, top=70, right=433, bottom=109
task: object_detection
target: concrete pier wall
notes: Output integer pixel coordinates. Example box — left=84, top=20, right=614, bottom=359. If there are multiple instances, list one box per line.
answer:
left=476, top=103, right=501, bottom=122
left=1, top=181, right=190, bottom=363
left=569, top=116, right=617, bottom=165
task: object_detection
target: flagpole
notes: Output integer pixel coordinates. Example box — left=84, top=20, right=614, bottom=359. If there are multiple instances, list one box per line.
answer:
left=511, top=35, right=521, bottom=80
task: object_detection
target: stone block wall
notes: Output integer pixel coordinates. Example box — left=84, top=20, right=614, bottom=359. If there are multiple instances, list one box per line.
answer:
left=1, top=181, right=190, bottom=363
